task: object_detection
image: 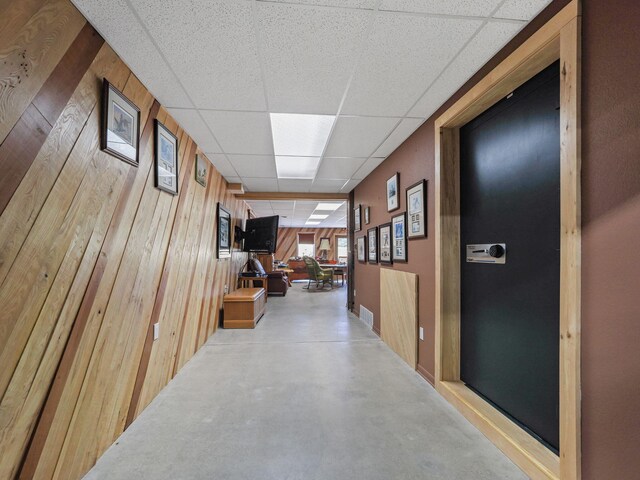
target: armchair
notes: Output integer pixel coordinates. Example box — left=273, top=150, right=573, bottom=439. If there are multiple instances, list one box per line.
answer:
left=302, top=256, right=333, bottom=289
left=248, top=258, right=289, bottom=296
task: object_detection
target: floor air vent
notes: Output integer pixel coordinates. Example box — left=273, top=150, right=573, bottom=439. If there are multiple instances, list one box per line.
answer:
left=359, top=305, right=373, bottom=329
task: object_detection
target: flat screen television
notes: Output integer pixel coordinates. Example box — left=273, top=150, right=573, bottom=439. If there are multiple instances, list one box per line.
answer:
left=242, top=215, right=279, bottom=253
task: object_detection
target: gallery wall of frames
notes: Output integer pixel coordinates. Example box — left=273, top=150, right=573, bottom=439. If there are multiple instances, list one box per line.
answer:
left=0, top=2, right=248, bottom=479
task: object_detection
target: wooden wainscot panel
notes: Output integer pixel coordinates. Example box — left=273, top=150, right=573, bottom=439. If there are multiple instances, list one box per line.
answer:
left=380, top=269, right=418, bottom=368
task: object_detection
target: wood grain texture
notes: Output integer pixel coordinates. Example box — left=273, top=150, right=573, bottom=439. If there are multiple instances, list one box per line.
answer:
left=275, top=227, right=347, bottom=262
left=0, top=1, right=250, bottom=478
left=380, top=269, right=418, bottom=368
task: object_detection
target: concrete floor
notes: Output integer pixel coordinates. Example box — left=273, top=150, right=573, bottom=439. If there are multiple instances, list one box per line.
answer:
left=84, top=283, right=527, bottom=480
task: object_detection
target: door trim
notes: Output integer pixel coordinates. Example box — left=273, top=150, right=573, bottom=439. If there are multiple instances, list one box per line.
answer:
left=433, top=2, right=581, bottom=479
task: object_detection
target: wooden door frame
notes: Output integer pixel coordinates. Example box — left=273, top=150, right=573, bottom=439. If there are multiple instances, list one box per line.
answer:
left=433, top=2, right=581, bottom=479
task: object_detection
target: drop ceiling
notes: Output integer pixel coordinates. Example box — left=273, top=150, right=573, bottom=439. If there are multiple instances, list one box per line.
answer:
left=72, top=0, right=551, bottom=193
left=245, top=200, right=347, bottom=228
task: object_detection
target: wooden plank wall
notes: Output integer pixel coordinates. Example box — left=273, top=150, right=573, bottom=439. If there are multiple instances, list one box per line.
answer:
left=275, top=227, right=347, bottom=262
left=0, top=1, right=248, bottom=478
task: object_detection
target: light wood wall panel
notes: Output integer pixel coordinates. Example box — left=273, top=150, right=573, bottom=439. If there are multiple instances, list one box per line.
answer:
left=0, top=1, right=248, bottom=478
left=275, top=227, right=347, bottom=262
left=380, top=269, right=418, bottom=368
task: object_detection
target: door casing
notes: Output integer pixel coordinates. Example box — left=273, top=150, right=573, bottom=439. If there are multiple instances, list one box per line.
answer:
left=433, top=2, right=581, bottom=479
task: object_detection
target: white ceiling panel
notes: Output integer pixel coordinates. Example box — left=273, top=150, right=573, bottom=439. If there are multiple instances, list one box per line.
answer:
left=373, top=117, right=424, bottom=157
left=228, top=154, right=277, bottom=178
left=316, top=157, right=367, bottom=179
left=257, top=2, right=370, bottom=114
left=167, top=108, right=222, bottom=153
left=341, top=14, right=482, bottom=116
left=130, top=0, right=266, bottom=111
left=325, top=117, right=398, bottom=157
left=494, top=0, right=551, bottom=21
left=380, top=0, right=503, bottom=17
left=206, top=153, right=238, bottom=178
left=201, top=111, right=273, bottom=154
left=352, top=157, right=385, bottom=180
left=311, top=179, right=349, bottom=193
left=277, top=179, right=314, bottom=192
left=408, top=20, right=523, bottom=118
left=262, top=0, right=377, bottom=8
left=242, top=177, right=279, bottom=192
left=341, top=178, right=362, bottom=192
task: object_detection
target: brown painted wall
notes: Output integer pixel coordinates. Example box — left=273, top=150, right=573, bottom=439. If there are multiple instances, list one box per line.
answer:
left=276, top=227, right=348, bottom=262
left=0, top=1, right=248, bottom=478
left=352, top=1, right=640, bottom=477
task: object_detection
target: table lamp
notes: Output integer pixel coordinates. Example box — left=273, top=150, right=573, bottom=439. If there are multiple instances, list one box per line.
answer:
left=319, top=238, right=331, bottom=261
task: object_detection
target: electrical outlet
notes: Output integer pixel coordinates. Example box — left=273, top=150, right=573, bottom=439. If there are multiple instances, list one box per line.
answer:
left=153, top=322, right=160, bottom=340
left=224, top=284, right=229, bottom=294
left=419, top=327, right=424, bottom=341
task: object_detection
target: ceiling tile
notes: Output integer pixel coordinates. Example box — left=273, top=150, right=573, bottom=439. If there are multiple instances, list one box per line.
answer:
left=227, top=154, right=277, bottom=178
left=341, top=178, right=362, bottom=192
left=224, top=176, right=242, bottom=184
left=167, top=108, right=222, bottom=153
left=262, top=0, right=377, bottom=8
left=257, top=2, right=370, bottom=113
left=325, top=117, right=398, bottom=157
left=277, top=179, right=313, bottom=192
left=341, top=14, right=482, bottom=116
left=242, top=177, right=279, bottom=192
left=206, top=153, right=238, bottom=178
left=315, top=157, right=367, bottom=179
left=201, top=111, right=273, bottom=154
left=494, top=0, right=551, bottom=21
left=373, top=117, right=424, bottom=157
left=352, top=157, right=385, bottom=180
left=380, top=0, right=503, bottom=17
left=408, top=21, right=523, bottom=118
left=130, top=0, right=266, bottom=111
left=310, top=179, right=349, bottom=192
left=72, top=0, right=193, bottom=108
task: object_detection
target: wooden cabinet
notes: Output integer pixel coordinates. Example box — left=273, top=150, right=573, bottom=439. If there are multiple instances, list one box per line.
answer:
left=223, top=288, right=266, bottom=329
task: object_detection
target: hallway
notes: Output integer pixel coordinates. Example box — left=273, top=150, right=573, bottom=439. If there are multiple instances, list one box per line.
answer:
left=85, top=285, right=525, bottom=480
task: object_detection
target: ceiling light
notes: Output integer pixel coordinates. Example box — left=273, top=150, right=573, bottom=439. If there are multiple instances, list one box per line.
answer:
left=305, top=221, right=321, bottom=225
left=316, top=202, right=343, bottom=211
left=309, top=214, right=329, bottom=220
left=275, top=156, right=320, bottom=179
left=270, top=113, right=335, bottom=157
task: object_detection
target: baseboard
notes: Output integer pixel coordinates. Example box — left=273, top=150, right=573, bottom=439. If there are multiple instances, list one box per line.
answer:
left=416, top=364, right=435, bottom=386
left=372, top=325, right=380, bottom=336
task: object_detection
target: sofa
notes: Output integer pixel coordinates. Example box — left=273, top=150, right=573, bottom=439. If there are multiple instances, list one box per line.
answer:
left=248, top=258, right=289, bottom=296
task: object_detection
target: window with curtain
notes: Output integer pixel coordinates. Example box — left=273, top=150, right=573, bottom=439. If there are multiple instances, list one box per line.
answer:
left=336, top=236, right=348, bottom=260
left=297, top=233, right=315, bottom=257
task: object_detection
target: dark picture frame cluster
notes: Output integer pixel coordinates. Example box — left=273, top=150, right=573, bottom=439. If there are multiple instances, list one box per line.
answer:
left=100, top=78, right=232, bottom=260
left=355, top=172, right=426, bottom=265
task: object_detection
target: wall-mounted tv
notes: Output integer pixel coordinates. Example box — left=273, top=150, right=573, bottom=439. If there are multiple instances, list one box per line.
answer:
left=242, top=215, right=279, bottom=253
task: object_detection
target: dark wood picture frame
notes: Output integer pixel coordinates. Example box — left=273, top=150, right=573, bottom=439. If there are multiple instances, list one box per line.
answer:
left=406, top=179, right=427, bottom=239
left=379, top=222, right=393, bottom=264
left=101, top=79, right=141, bottom=167
left=354, top=204, right=362, bottom=232
left=154, top=120, right=179, bottom=195
left=367, top=226, right=378, bottom=264
left=357, top=236, right=366, bottom=262
left=391, top=212, right=408, bottom=262
left=217, top=203, right=232, bottom=259
left=387, top=172, right=400, bottom=212
left=364, top=206, right=370, bottom=224
left=195, top=153, right=207, bottom=187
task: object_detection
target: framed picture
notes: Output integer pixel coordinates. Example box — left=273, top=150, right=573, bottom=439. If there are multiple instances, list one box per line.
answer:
left=391, top=212, right=408, bottom=262
left=364, top=206, right=370, bottom=224
left=195, top=154, right=207, bottom=187
left=367, top=226, right=378, bottom=264
left=406, top=180, right=427, bottom=239
left=379, top=223, right=392, bottom=264
left=101, top=79, right=140, bottom=166
left=354, top=204, right=362, bottom=232
left=387, top=172, right=400, bottom=212
left=357, top=236, right=366, bottom=262
left=217, top=203, right=232, bottom=259
left=154, top=120, right=179, bottom=195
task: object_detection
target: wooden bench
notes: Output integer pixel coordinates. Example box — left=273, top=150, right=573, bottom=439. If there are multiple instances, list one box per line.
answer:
left=223, top=288, right=266, bottom=329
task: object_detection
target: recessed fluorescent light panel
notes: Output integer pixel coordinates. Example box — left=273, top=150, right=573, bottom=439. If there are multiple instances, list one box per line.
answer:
left=305, top=221, right=321, bottom=225
left=270, top=113, right=336, bottom=157
left=309, top=214, right=329, bottom=220
left=275, top=156, right=320, bottom=179
left=315, top=202, right=343, bottom=211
